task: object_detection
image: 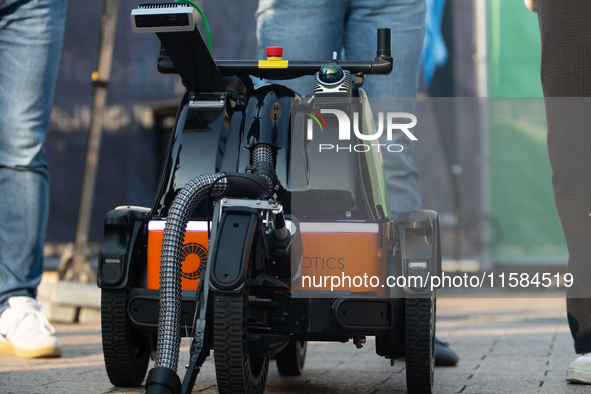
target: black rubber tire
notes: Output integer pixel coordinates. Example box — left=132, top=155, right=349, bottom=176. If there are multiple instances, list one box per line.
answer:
left=405, top=295, right=436, bottom=394
left=213, top=291, right=269, bottom=394
left=276, top=340, right=307, bottom=376
left=101, top=289, right=150, bottom=387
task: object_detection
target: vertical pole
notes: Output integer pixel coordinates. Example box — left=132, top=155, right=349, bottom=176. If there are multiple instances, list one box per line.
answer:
left=61, top=0, right=120, bottom=282
left=475, top=0, right=492, bottom=271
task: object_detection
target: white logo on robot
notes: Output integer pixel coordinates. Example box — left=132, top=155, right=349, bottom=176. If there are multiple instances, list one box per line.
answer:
left=306, top=109, right=418, bottom=153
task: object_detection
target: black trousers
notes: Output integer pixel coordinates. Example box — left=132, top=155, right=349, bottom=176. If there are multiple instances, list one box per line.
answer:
left=537, top=0, right=591, bottom=354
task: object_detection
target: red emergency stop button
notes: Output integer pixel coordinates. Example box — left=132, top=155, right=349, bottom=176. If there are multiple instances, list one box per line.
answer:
left=266, top=46, right=284, bottom=58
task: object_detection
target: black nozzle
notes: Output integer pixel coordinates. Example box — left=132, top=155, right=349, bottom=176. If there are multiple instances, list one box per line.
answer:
left=145, top=367, right=181, bottom=394
left=377, top=28, right=391, bottom=58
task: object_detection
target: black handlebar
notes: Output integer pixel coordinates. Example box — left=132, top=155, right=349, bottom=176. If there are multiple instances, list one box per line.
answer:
left=215, top=28, right=393, bottom=80
left=214, top=59, right=393, bottom=80
left=156, top=27, right=392, bottom=93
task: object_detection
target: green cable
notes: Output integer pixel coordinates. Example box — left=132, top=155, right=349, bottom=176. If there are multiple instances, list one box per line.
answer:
left=175, top=0, right=212, bottom=51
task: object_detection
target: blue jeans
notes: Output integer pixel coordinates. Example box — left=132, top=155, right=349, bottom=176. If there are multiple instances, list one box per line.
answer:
left=256, top=0, right=425, bottom=216
left=0, top=0, right=67, bottom=314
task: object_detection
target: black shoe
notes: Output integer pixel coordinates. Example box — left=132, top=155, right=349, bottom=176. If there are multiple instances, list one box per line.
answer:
left=435, top=338, right=459, bottom=366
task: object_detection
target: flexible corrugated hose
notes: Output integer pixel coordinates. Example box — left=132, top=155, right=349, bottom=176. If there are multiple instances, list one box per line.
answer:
left=155, top=143, right=274, bottom=373
left=155, top=173, right=228, bottom=371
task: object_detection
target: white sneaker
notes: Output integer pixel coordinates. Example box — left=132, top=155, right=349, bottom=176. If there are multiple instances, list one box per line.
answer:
left=0, top=296, right=62, bottom=358
left=567, top=353, right=591, bottom=384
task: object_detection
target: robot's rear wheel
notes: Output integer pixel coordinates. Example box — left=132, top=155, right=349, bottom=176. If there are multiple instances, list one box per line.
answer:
left=276, top=339, right=307, bottom=376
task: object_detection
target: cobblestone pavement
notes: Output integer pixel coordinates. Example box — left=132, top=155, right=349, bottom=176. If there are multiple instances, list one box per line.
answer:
left=1, top=296, right=587, bottom=394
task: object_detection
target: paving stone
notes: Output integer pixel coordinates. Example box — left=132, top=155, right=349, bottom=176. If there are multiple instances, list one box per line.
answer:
left=547, top=357, right=578, bottom=372
left=433, top=370, right=473, bottom=383
left=461, top=381, right=548, bottom=394
left=551, top=345, right=580, bottom=359
left=473, top=355, right=550, bottom=376
left=539, top=377, right=591, bottom=393
left=488, top=344, right=554, bottom=357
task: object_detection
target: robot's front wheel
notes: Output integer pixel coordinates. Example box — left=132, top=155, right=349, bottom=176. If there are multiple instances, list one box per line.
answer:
left=213, top=288, right=269, bottom=394
left=405, top=294, right=436, bottom=394
left=101, top=289, right=150, bottom=387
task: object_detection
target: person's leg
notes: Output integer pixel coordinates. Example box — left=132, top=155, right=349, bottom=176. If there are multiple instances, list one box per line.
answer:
left=546, top=97, right=591, bottom=354
left=345, top=0, right=457, bottom=367
left=344, top=0, right=425, bottom=216
left=0, top=0, right=66, bottom=313
left=536, top=0, right=591, bottom=382
left=255, top=0, right=346, bottom=95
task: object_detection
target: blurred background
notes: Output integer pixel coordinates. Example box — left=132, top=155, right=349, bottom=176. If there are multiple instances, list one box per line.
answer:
left=45, top=0, right=562, bottom=274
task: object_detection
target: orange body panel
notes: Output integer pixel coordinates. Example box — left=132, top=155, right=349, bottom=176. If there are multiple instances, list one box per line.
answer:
left=297, top=228, right=387, bottom=295
left=147, top=221, right=387, bottom=295
left=147, top=223, right=209, bottom=290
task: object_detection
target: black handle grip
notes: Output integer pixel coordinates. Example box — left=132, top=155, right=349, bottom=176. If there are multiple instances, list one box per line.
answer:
left=377, top=28, right=392, bottom=58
